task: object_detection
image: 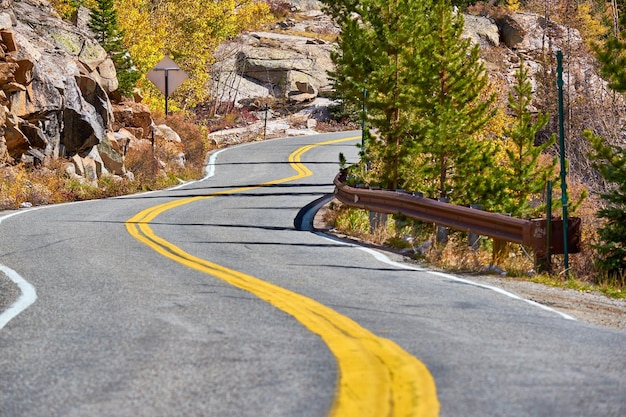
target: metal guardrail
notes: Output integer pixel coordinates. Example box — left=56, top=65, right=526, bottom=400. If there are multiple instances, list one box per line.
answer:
left=333, top=173, right=580, bottom=257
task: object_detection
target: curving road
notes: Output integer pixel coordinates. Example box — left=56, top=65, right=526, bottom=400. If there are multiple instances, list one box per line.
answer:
left=1, top=131, right=624, bottom=417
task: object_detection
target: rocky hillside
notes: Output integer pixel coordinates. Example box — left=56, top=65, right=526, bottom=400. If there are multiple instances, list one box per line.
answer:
left=0, top=0, right=175, bottom=181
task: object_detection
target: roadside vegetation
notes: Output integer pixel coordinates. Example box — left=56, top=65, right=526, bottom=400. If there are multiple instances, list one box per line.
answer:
left=322, top=0, right=626, bottom=297
left=0, top=112, right=211, bottom=209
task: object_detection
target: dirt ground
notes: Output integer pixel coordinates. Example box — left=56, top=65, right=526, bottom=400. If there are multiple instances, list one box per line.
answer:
left=314, top=205, right=626, bottom=332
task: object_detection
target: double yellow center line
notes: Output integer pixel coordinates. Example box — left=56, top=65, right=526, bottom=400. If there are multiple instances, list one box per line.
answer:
left=125, top=137, right=439, bottom=417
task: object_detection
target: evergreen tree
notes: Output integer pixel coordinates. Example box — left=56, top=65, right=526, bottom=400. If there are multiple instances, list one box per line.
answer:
left=405, top=0, right=495, bottom=203
left=89, top=0, right=139, bottom=97
left=322, top=0, right=430, bottom=190
left=499, top=60, right=556, bottom=218
left=586, top=130, right=626, bottom=278
left=589, top=3, right=626, bottom=278
left=324, top=0, right=496, bottom=201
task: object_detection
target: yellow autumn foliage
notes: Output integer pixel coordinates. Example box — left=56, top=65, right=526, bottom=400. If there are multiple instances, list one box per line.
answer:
left=576, top=1, right=609, bottom=45
left=505, top=0, right=521, bottom=13
left=129, top=0, right=272, bottom=109
left=52, top=0, right=271, bottom=110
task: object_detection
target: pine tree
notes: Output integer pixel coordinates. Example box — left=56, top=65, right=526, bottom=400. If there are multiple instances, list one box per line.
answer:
left=500, top=60, right=556, bottom=218
left=586, top=130, right=626, bottom=278
left=89, top=0, right=121, bottom=51
left=589, top=1, right=626, bottom=279
left=324, top=0, right=496, bottom=200
left=405, top=0, right=495, bottom=203
left=89, top=0, right=139, bottom=97
left=322, top=0, right=431, bottom=190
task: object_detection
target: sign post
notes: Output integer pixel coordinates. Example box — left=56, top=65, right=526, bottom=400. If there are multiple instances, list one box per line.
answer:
left=556, top=51, right=570, bottom=275
left=147, top=56, right=188, bottom=116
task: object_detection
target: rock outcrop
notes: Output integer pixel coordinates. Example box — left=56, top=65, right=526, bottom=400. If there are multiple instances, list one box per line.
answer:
left=0, top=0, right=118, bottom=165
left=0, top=0, right=165, bottom=180
left=210, top=8, right=623, bottom=178
left=212, top=31, right=336, bottom=106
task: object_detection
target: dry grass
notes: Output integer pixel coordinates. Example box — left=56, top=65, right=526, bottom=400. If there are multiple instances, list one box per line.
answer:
left=0, top=113, right=214, bottom=210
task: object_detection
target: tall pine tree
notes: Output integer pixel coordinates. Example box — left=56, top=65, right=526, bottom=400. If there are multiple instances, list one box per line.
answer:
left=499, top=60, right=556, bottom=218
left=588, top=4, right=626, bottom=278
left=89, top=0, right=139, bottom=97
left=586, top=130, right=626, bottom=278
left=322, top=0, right=430, bottom=190
left=405, top=0, right=495, bottom=203
left=596, top=0, right=626, bottom=90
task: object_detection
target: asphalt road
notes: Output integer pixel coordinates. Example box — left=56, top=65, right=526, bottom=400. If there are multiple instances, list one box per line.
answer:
left=0, top=131, right=624, bottom=417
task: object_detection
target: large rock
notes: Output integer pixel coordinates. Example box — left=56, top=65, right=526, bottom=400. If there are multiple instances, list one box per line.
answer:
left=3, top=111, right=28, bottom=156
left=214, top=31, right=335, bottom=103
left=97, top=131, right=124, bottom=175
left=0, top=0, right=118, bottom=166
left=0, top=1, right=186, bottom=179
left=463, top=14, right=500, bottom=47
left=62, top=75, right=105, bottom=155
left=111, top=101, right=153, bottom=139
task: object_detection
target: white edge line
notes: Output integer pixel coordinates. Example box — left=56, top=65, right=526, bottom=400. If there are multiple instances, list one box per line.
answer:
left=168, top=148, right=226, bottom=190
left=0, top=145, right=231, bottom=327
left=0, top=208, right=47, bottom=330
left=313, top=230, right=577, bottom=321
left=0, top=265, right=37, bottom=330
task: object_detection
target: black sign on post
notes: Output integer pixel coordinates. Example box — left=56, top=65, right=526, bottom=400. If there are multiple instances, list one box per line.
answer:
left=147, top=56, right=188, bottom=116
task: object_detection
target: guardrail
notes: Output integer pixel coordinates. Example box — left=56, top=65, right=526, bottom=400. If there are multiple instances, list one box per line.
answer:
left=333, top=173, right=580, bottom=264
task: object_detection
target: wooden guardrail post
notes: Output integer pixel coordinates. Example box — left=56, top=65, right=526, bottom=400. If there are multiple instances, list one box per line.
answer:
left=529, top=218, right=581, bottom=273
left=369, top=211, right=387, bottom=234
left=468, top=204, right=482, bottom=250
left=436, top=198, right=449, bottom=245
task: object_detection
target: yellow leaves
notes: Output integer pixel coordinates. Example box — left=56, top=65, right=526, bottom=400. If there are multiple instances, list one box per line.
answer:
left=576, top=1, right=609, bottom=45
left=233, top=0, right=273, bottom=31
left=116, top=0, right=166, bottom=75
left=108, top=0, right=271, bottom=109
left=49, top=0, right=78, bottom=20
left=505, top=0, right=521, bottom=13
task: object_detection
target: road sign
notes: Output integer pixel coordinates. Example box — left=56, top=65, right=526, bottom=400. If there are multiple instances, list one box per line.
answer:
left=147, top=56, right=188, bottom=115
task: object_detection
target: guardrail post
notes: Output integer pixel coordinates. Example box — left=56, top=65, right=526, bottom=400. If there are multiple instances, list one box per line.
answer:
left=530, top=217, right=581, bottom=273
left=436, top=197, right=449, bottom=245
left=493, top=213, right=511, bottom=264
left=530, top=218, right=552, bottom=274
left=468, top=204, right=482, bottom=250
left=369, top=212, right=387, bottom=234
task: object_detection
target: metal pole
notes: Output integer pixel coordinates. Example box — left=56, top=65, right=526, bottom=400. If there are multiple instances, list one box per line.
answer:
left=556, top=51, right=570, bottom=274
left=264, top=103, right=268, bottom=140
left=361, top=83, right=367, bottom=157
left=164, top=69, right=169, bottom=116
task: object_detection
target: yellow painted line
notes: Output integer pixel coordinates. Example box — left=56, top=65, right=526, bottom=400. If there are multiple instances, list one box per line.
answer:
left=125, top=136, right=439, bottom=417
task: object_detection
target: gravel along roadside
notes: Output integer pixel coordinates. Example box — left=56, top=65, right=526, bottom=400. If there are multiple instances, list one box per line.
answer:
left=461, top=274, right=626, bottom=331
